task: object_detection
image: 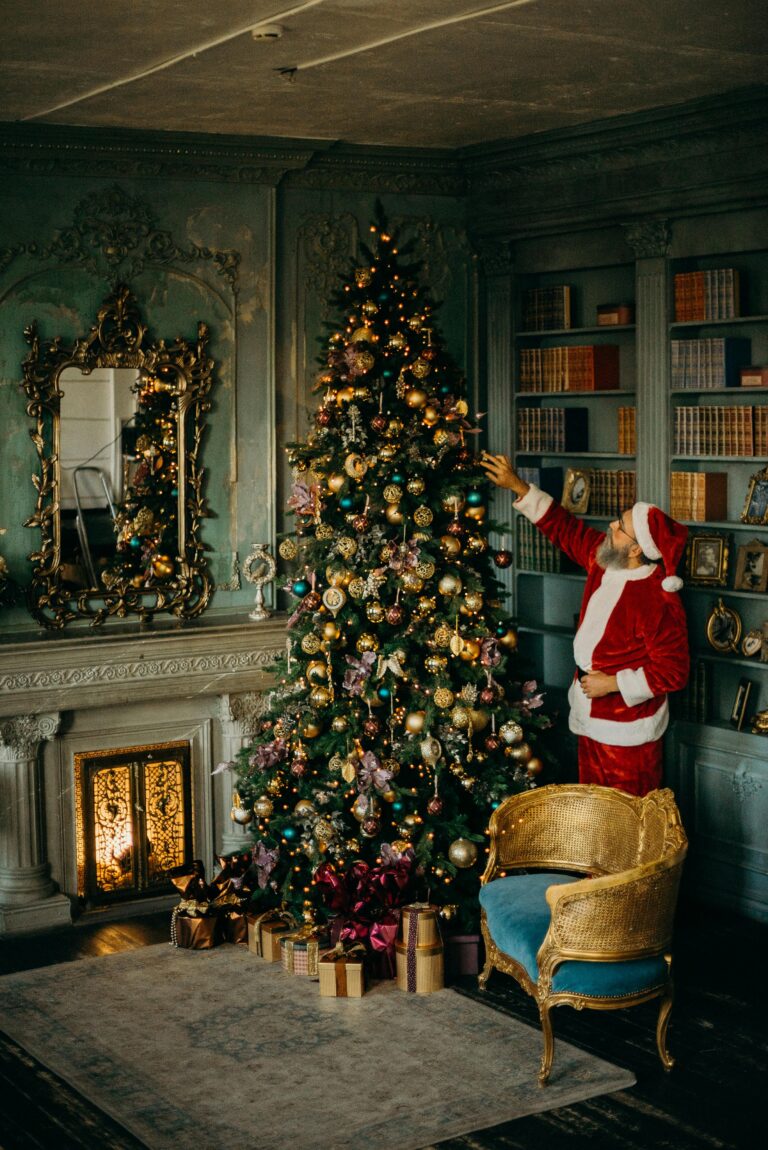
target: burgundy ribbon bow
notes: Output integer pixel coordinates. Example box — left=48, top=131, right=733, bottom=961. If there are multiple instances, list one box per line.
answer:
left=342, top=650, right=376, bottom=696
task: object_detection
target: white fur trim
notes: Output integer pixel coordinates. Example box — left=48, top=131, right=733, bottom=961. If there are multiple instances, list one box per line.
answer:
left=568, top=680, right=669, bottom=745
left=662, top=575, right=683, bottom=592
left=616, top=666, right=654, bottom=707
left=514, top=484, right=553, bottom=524
left=631, top=502, right=661, bottom=560
left=572, top=566, right=655, bottom=671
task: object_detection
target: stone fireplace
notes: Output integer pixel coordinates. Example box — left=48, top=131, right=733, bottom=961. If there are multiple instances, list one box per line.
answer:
left=0, top=613, right=284, bottom=935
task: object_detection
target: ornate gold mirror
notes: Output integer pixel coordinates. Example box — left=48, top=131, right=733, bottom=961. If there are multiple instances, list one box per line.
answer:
left=22, top=285, right=214, bottom=628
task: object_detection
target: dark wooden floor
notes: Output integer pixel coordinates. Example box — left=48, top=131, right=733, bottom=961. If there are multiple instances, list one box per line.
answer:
left=0, top=900, right=765, bottom=1150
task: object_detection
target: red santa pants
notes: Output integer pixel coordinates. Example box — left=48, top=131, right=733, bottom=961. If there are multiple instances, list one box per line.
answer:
left=578, top=734, right=663, bottom=796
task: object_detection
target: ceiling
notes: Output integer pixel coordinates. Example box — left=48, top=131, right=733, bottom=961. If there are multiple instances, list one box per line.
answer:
left=2, top=0, right=767, bottom=150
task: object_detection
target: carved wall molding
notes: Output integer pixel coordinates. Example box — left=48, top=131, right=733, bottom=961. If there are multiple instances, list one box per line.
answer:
left=297, top=212, right=358, bottom=307
left=0, top=183, right=241, bottom=293
left=0, top=713, right=61, bottom=758
left=218, top=691, right=270, bottom=738
left=0, top=648, right=281, bottom=698
left=392, top=216, right=471, bottom=305
left=622, top=218, right=671, bottom=259
left=475, top=238, right=514, bottom=278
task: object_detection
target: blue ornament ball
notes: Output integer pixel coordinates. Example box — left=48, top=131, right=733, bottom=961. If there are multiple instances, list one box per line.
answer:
left=282, top=826, right=297, bottom=841
left=496, top=623, right=508, bottom=638
left=377, top=290, right=390, bottom=303
left=129, top=536, right=141, bottom=549
left=439, top=383, right=452, bottom=396
left=390, top=473, right=405, bottom=485
left=392, top=801, right=404, bottom=813
left=466, top=489, right=484, bottom=507
left=382, top=368, right=395, bottom=380
left=339, top=495, right=354, bottom=511
left=377, top=685, right=391, bottom=701
left=292, top=579, right=311, bottom=597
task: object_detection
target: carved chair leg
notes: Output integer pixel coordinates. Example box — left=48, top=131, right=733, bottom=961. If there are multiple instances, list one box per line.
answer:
left=538, top=1002, right=555, bottom=1086
left=656, top=989, right=675, bottom=1071
left=478, top=958, right=493, bottom=990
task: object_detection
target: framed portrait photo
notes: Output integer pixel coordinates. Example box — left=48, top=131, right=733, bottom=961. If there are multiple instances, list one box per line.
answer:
left=685, top=533, right=729, bottom=587
left=741, top=466, right=768, bottom=526
left=733, top=540, right=768, bottom=592
left=741, top=629, right=763, bottom=658
left=705, top=598, right=742, bottom=653
left=561, top=467, right=592, bottom=515
left=730, top=678, right=754, bottom=731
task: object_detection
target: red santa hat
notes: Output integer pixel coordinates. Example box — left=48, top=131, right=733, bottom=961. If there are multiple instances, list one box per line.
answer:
left=631, top=503, right=688, bottom=592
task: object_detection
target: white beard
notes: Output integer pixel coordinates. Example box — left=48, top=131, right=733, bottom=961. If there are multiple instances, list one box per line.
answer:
left=596, top=535, right=632, bottom=571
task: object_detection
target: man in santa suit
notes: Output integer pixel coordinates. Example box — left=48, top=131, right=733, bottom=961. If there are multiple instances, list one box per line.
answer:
left=480, top=453, right=689, bottom=796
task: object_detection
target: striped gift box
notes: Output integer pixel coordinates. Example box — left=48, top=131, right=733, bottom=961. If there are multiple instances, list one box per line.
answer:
left=280, top=928, right=331, bottom=976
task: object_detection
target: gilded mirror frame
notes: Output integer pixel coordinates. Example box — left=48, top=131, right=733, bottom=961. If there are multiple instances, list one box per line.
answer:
left=21, top=284, right=214, bottom=629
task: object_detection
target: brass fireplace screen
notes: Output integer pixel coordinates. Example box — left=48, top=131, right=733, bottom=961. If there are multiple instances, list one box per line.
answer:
left=75, top=740, right=193, bottom=904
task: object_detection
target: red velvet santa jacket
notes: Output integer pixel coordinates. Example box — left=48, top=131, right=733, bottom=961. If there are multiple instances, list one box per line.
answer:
left=516, top=485, right=689, bottom=747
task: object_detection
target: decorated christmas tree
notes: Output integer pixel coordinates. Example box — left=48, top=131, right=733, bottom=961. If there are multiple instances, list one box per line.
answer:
left=233, top=208, right=552, bottom=939
left=103, top=370, right=179, bottom=589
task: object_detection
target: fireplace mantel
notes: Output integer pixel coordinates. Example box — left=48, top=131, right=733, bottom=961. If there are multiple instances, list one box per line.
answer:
left=0, top=612, right=286, bottom=717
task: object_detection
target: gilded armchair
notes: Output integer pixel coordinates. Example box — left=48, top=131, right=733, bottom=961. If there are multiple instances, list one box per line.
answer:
left=478, top=784, right=688, bottom=1084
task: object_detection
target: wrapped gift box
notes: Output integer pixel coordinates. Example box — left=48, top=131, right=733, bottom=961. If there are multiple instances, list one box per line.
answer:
left=280, top=927, right=331, bottom=977
left=219, top=908, right=248, bottom=945
left=395, top=903, right=444, bottom=994
left=318, top=944, right=367, bottom=998
left=247, top=911, right=296, bottom=961
left=171, top=907, right=219, bottom=950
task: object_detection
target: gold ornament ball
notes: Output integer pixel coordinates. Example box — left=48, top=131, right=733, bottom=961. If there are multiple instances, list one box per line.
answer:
left=325, top=564, right=348, bottom=587
left=407, top=477, right=426, bottom=496
left=356, top=632, right=380, bottom=653
left=448, top=838, right=478, bottom=869
left=388, top=330, right=406, bottom=348
left=355, top=267, right=372, bottom=287
left=323, top=621, right=341, bottom=641
left=434, top=687, right=455, bottom=709
left=425, top=653, right=448, bottom=674
left=350, top=326, right=373, bottom=344
left=366, top=601, right=385, bottom=623
left=415, top=560, right=435, bottom=580
left=327, top=473, right=345, bottom=494
left=405, top=388, right=428, bottom=408
left=459, top=639, right=481, bottom=661
left=413, top=505, right=434, bottom=527
left=385, top=504, right=404, bottom=526
left=434, top=623, right=453, bottom=647
left=309, top=686, right=331, bottom=709
left=422, top=405, right=440, bottom=426
left=465, top=505, right=486, bottom=522
left=337, top=535, right=358, bottom=559
left=469, top=708, right=490, bottom=731
left=400, top=571, right=424, bottom=593
left=382, top=757, right=401, bottom=777
left=316, top=523, right=334, bottom=541
left=466, top=535, right=488, bottom=554
left=254, top=795, right=274, bottom=818
left=404, top=710, right=426, bottom=734
left=313, top=818, right=334, bottom=843
left=152, top=555, right=174, bottom=578
left=379, top=443, right=397, bottom=461
left=410, top=358, right=431, bottom=379
left=433, top=428, right=453, bottom=448
left=499, top=720, right=524, bottom=745
left=391, top=839, right=411, bottom=854
left=526, top=756, right=544, bottom=777
left=302, top=721, right=323, bottom=740
left=440, top=535, right=462, bottom=558
left=230, top=804, right=253, bottom=825
left=266, top=775, right=284, bottom=795
left=277, top=535, right=298, bottom=558
left=301, top=633, right=322, bottom=655
left=460, top=776, right=477, bottom=790
left=305, top=659, right=328, bottom=684
left=438, top=572, right=462, bottom=597
left=498, top=627, right=519, bottom=651
left=387, top=417, right=404, bottom=438
left=508, top=742, right=533, bottom=763
left=415, top=595, right=436, bottom=616
left=351, top=794, right=369, bottom=821
left=442, top=496, right=465, bottom=513
left=451, top=705, right=471, bottom=729
left=464, top=591, right=484, bottom=612
left=331, top=715, right=349, bottom=733
left=381, top=789, right=397, bottom=803
left=383, top=484, right=403, bottom=503
left=348, top=577, right=365, bottom=599
left=294, top=799, right=317, bottom=818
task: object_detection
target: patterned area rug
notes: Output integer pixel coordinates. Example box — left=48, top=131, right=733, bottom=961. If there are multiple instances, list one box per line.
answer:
left=0, top=943, right=635, bottom=1150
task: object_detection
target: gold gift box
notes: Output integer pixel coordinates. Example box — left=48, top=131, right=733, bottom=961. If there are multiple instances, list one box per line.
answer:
left=247, top=911, right=295, bottom=961
left=318, top=946, right=367, bottom=998
left=396, top=903, right=444, bottom=994
left=280, top=928, right=331, bottom=976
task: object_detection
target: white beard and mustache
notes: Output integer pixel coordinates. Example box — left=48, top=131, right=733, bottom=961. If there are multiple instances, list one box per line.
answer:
left=596, top=533, right=633, bottom=570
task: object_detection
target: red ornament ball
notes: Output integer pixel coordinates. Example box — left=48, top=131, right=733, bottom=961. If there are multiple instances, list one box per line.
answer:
left=484, top=734, right=501, bottom=753
left=352, top=515, right=369, bottom=533
left=316, top=408, right=333, bottom=427
left=479, top=687, right=495, bottom=706
left=446, top=520, right=464, bottom=537
left=493, top=550, right=513, bottom=568
left=290, top=759, right=308, bottom=778
left=361, top=817, right=381, bottom=838
left=386, top=605, right=404, bottom=626
left=371, top=414, right=388, bottom=433
left=455, top=448, right=473, bottom=468
left=426, top=796, right=444, bottom=816
left=363, top=717, right=381, bottom=738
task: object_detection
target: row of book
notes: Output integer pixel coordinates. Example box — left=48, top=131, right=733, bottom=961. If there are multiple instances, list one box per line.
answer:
left=516, top=516, right=564, bottom=572
left=521, top=285, right=572, bottom=331
left=670, top=337, right=751, bottom=389
left=673, top=405, right=768, bottom=457
left=672, top=660, right=710, bottom=723
left=669, top=472, right=728, bottom=522
left=518, top=344, right=620, bottom=392
left=673, top=268, right=741, bottom=322
left=517, top=407, right=589, bottom=453
left=618, top=406, right=636, bottom=454
left=588, top=469, right=637, bottom=517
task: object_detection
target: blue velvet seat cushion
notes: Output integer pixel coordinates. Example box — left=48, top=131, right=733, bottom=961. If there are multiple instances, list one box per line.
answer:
left=479, top=873, right=668, bottom=998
